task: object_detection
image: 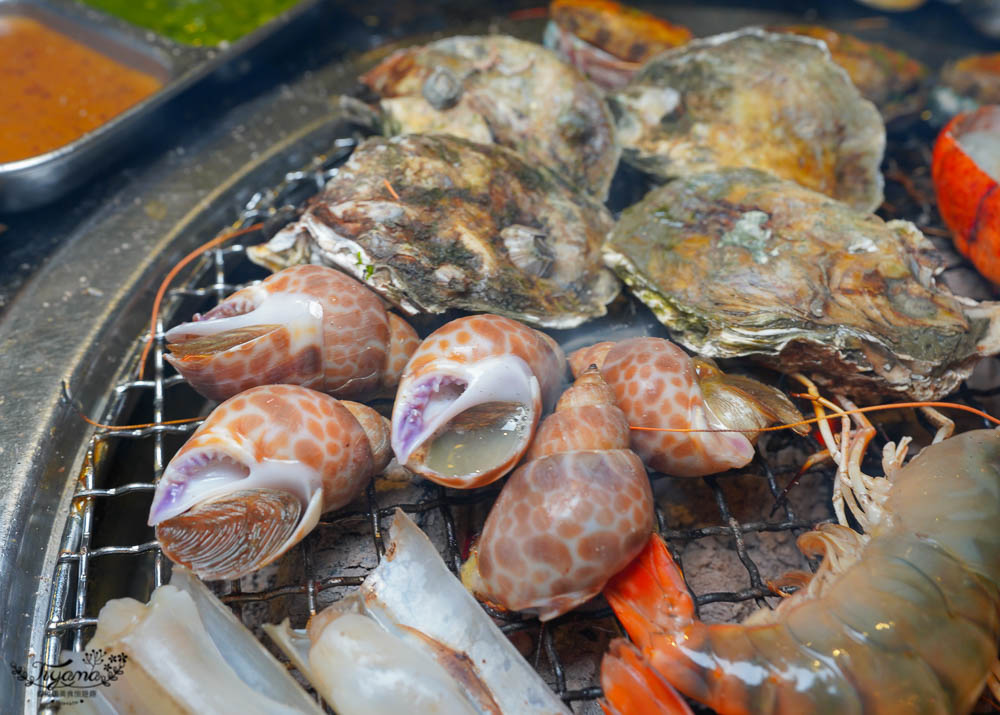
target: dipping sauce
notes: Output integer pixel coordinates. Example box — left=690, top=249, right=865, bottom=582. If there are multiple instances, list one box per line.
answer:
left=0, top=16, right=163, bottom=163
left=80, top=0, right=301, bottom=46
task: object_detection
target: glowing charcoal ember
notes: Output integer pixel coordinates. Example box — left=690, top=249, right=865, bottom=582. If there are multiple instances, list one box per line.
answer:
left=165, top=264, right=418, bottom=402
left=391, top=314, right=565, bottom=489
left=150, top=384, right=390, bottom=580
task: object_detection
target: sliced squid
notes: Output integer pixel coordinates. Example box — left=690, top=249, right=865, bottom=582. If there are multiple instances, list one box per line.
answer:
left=165, top=264, right=419, bottom=402
left=390, top=314, right=565, bottom=488
left=81, top=566, right=322, bottom=715
left=463, top=367, right=654, bottom=621
left=264, top=509, right=571, bottom=715
left=149, top=384, right=391, bottom=580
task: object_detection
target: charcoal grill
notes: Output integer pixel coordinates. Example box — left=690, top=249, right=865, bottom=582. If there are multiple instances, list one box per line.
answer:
left=2, top=3, right=999, bottom=714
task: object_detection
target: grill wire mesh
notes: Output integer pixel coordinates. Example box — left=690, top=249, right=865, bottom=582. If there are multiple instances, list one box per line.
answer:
left=37, top=124, right=998, bottom=714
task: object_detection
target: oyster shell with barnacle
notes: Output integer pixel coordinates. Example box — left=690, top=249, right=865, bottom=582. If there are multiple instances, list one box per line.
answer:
left=360, top=34, right=620, bottom=200
left=608, top=28, right=886, bottom=213
left=603, top=168, right=1000, bottom=403
left=248, top=133, right=620, bottom=329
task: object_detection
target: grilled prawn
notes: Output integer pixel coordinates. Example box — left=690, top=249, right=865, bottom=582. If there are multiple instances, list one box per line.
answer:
left=463, top=367, right=654, bottom=621
left=165, top=264, right=419, bottom=402
left=391, top=314, right=565, bottom=489
left=601, top=428, right=1000, bottom=714
left=569, top=338, right=804, bottom=477
left=150, top=384, right=391, bottom=580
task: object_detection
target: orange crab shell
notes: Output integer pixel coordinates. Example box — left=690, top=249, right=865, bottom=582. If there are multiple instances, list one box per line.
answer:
left=932, top=105, right=1000, bottom=284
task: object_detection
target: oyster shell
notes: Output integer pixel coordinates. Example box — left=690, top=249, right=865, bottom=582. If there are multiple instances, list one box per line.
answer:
left=603, top=168, right=1000, bottom=402
left=608, top=28, right=886, bottom=213
left=769, top=25, right=929, bottom=126
left=360, top=35, right=620, bottom=200
left=249, top=134, right=620, bottom=329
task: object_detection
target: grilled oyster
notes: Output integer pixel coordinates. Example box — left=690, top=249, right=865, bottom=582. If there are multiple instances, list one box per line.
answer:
left=604, top=168, right=1000, bottom=402
left=608, top=28, right=885, bottom=213
left=770, top=25, right=929, bottom=126
left=248, top=134, right=620, bottom=329
left=360, top=35, right=619, bottom=200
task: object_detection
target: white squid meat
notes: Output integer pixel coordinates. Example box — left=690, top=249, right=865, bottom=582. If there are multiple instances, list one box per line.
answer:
left=264, top=509, right=571, bottom=715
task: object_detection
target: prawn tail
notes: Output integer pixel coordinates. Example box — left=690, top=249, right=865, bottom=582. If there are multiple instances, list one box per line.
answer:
left=603, top=534, right=695, bottom=651
left=600, top=639, right=694, bottom=715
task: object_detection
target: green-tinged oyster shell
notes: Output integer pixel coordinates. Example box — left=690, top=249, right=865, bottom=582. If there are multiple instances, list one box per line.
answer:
left=608, top=28, right=885, bottom=213
left=249, top=134, right=620, bottom=329
left=360, top=35, right=620, bottom=200
left=604, top=168, right=1000, bottom=402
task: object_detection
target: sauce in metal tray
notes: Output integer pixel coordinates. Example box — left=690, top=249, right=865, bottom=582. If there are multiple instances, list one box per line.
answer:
left=80, top=0, right=301, bottom=46
left=0, top=15, right=163, bottom=163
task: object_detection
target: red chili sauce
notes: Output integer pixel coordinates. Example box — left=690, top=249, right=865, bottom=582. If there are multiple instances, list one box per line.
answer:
left=0, top=15, right=163, bottom=163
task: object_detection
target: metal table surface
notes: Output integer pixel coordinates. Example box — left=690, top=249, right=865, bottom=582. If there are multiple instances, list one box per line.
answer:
left=1, top=1, right=998, bottom=712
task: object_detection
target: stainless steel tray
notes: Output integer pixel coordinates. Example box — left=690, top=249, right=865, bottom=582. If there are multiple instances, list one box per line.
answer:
left=0, top=0, right=321, bottom=212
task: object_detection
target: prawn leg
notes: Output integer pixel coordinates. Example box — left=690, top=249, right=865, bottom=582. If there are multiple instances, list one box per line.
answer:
left=604, top=534, right=854, bottom=714
left=920, top=404, right=954, bottom=443
left=600, top=640, right=693, bottom=715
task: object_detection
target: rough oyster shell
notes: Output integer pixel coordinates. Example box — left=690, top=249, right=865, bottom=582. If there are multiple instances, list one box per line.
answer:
left=249, top=134, right=620, bottom=329
left=603, top=168, right=1000, bottom=402
left=360, top=34, right=620, bottom=200
left=608, top=28, right=886, bottom=213
left=769, top=25, right=929, bottom=126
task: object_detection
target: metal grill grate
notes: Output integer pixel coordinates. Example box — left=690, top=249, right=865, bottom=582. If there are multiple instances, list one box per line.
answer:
left=38, top=128, right=968, bottom=713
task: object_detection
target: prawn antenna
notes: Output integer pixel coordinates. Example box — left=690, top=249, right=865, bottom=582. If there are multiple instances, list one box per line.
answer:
left=382, top=179, right=401, bottom=201
left=61, top=380, right=204, bottom=432
left=61, top=381, right=203, bottom=431
left=628, top=399, right=1000, bottom=434
left=138, top=222, right=264, bottom=380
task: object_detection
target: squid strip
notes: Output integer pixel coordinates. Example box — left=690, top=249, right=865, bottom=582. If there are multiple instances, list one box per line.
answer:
left=265, top=509, right=571, bottom=715
left=80, top=567, right=322, bottom=715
